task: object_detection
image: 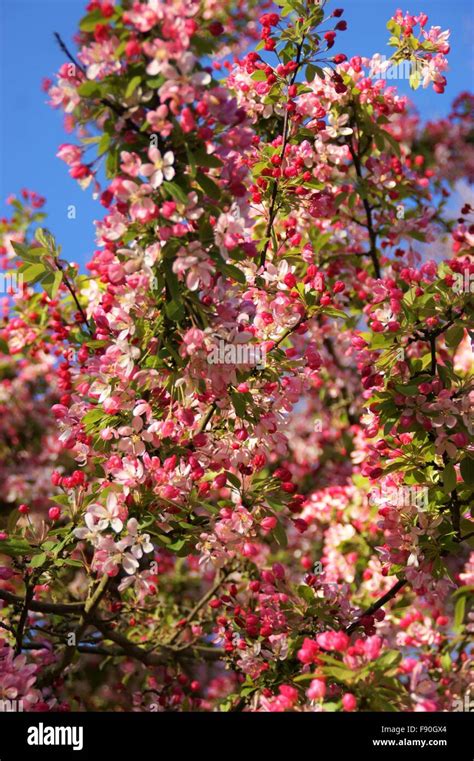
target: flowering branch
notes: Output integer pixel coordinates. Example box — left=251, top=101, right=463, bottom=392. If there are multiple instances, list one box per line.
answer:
left=345, top=579, right=408, bottom=635
left=259, top=40, right=305, bottom=268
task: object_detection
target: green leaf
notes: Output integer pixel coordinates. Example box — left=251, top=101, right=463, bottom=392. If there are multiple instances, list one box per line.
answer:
left=272, top=520, right=288, bottom=549
left=30, top=552, right=48, bottom=568
left=196, top=171, right=221, bottom=200
left=313, top=232, right=332, bottom=255
left=106, top=148, right=119, bottom=178
left=167, top=538, right=189, bottom=555
left=97, top=133, right=111, bottom=157
left=297, top=584, right=316, bottom=604
left=21, top=263, right=46, bottom=284
left=79, top=9, right=104, bottom=32
left=374, top=131, right=385, bottom=152
left=163, top=181, right=189, bottom=205
left=453, top=596, right=466, bottom=633
left=51, top=494, right=72, bottom=507
left=164, top=267, right=184, bottom=322
left=82, top=408, right=105, bottom=427
left=442, top=463, right=457, bottom=494
left=78, top=80, right=102, bottom=98
left=382, top=130, right=401, bottom=157
left=0, top=538, right=34, bottom=557
left=408, top=230, right=426, bottom=242
left=165, top=299, right=185, bottom=322
left=11, top=241, right=38, bottom=262
left=409, top=68, right=421, bottom=90
left=217, top=262, right=246, bottom=285
left=445, top=325, right=464, bottom=349
left=321, top=665, right=356, bottom=684
left=146, top=76, right=165, bottom=89
left=125, top=75, right=141, bottom=99
left=59, top=558, right=84, bottom=568
left=394, top=384, right=419, bottom=397
left=229, top=390, right=247, bottom=419
left=375, top=650, right=402, bottom=672
left=460, top=457, right=474, bottom=486
left=370, top=695, right=398, bottom=711
left=225, top=471, right=241, bottom=490
left=41, top=270, right=62, bottom=298
left=193, top=149, right=223, bottom=168
left=35, top=228, right=56, bottom=250
left=323, top=307, right=347, bottom=320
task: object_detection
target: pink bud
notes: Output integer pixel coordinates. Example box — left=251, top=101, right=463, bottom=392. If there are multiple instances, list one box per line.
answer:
left=307, top=678, right=326, bottom=700
left=342, top=693, right=357, bottom=711
left=261, top=516, right=277, bottom=532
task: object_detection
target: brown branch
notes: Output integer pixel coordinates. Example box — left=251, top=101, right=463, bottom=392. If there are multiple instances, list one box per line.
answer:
left=259, top=40, right=305, bottom=268
left=198, top=400, right=218, bottom=434
left=0, top=588, right=85, bottom=615
left=39, top=575, right=110, bottom=686
left=1, top=588, right=223, bottom=667
left=348, top=143, right=381, bottom=279
left=345, top=578, right=407, bottom=634
left=20, top=642, right=119, bottom=657
left=93, top=617, right=223, bottom=665
left=54, top=33, right=142, bottom=136
left=429, top=334, right=437, bottom=376
left=14, top=580, right=34, bottom=656
left=167, top=569, right=230, bottom=645
left=55, top=261, right=93, bottom=335
left=54, top=32, right=86, bottom=76
left=322, top=335, right=357, bottom=425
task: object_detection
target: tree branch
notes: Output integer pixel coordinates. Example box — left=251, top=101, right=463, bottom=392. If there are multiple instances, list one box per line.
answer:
left=348, top=142, right=381, bottom=279
left=259, top=40, right=305, bottom=268
left=55, top=260, right=93, bottom=335
left=167, top=569, right=230, bottom=645
left=53, top=32, right=86, bottom=76
left=0, top=588, right=85, bottom=615
left=93, top=617, right=223, bottom=665
left=39, top=575, right=110, bottom=686
left=14, top=580, right=34, bottom=656
left=345, top=578, right=407, bottom=634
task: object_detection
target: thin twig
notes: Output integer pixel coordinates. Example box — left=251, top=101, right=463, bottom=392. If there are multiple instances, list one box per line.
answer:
left=259, top=40, right=305, bottom=268
left=55, top=261, right=93, bottom=335
left=54, top=32, right=86, bottom=76
left=345, top=578, right=407, bottom=634
left=40, top=575, right=110, bottom=685
left=14, top=580, right=34, bottom=656
left=0, top=588, right=85, bottom=614
left=168, top=569, right=230, bottom=645
left=54, top=33, right=141, bottom=135
left=348, top=142, right=381, bottom=279
left=429, top=334, right=437, bottom=376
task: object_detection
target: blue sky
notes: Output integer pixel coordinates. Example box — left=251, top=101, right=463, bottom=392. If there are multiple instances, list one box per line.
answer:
left=0, top=0, right=473, bottom=270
